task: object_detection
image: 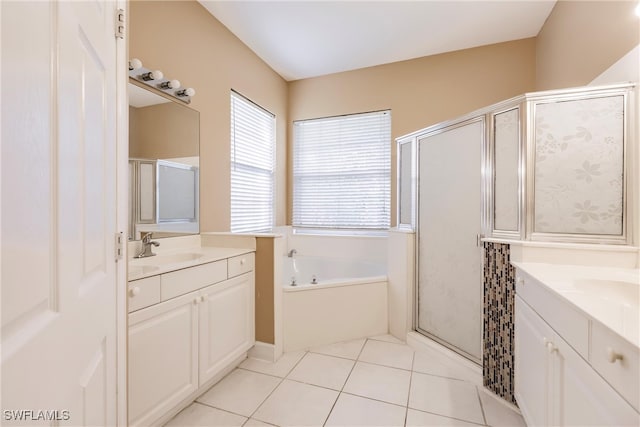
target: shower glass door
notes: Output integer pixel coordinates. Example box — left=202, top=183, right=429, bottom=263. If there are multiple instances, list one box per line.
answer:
left=416, top=118, right=484, bottom=363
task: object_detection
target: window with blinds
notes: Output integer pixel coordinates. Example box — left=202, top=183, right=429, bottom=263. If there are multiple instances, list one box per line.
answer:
left=230, top=91, right=275, bottom=233
left=293, top=110, right=391, bottom=230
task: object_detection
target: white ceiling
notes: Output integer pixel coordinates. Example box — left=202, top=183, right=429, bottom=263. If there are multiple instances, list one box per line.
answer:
left=199, top=1, right=556, bottom=81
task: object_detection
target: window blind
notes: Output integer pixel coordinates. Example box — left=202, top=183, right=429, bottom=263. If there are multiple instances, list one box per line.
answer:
left=230, top=91, right=275, bottom=233
left=293, top=110, right=391, bottom=230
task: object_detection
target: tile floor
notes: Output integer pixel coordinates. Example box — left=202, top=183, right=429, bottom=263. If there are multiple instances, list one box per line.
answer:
left=164, top=335, right=526, bottom=427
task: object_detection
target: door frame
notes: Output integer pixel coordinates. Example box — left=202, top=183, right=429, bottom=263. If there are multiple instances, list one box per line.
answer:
left=115, top=0, right=129, bottom=424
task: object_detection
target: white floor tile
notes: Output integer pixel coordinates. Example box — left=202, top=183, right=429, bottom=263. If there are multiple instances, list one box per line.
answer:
left=196, top=369, right=280, bottom=417
left=252, top=379, right=338, bottom=426
left=309, top=338, right=366, bottom=360
left=409, top=372, right=485, bottom=425
left=406, top=408, right=482, bottom=426
left=359, top=339, right=415, bottom=370
left=478, top=388, right=526, bottom=427
left=239, top=351, right=306, bottom=377
left=325, top=393, right=406, bottom=426
left=343, top=362, right=411, bottom=406
left=412, top=349, right=482, bottom=385
left=164, top=402, right=247, bottom=427
left=369, top=334, right=405, bottom=344
left=287, top=352, right=355, bottom=390
left=243, top=419, right=276, bottom=427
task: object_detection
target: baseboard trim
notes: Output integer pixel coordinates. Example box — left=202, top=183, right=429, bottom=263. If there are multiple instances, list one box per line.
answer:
left=248, top=341, right=276, bottom=362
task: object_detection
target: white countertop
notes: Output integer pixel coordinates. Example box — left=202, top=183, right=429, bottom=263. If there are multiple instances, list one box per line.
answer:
left=512, top=262, right=640, bottom=347
left=128, top=246, right=253, bottom=281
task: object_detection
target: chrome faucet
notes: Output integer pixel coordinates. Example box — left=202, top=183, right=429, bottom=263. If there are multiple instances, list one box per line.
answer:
left=287, top=249, right=297, bottom=258
left=136, top=232, right=160, bottom=258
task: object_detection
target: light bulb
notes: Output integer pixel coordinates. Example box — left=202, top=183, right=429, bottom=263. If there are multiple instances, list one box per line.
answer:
left=128, top=58, right=142, bottom=70
left=635, top=2, right=640, bottom=17
left=141, top=70, right=163, bottom=81
left=159, top=79, right=181, bottom=90
left=176, top=88, right=195, bottom=97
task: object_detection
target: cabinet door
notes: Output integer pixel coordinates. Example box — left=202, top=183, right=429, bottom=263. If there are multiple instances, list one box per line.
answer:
left=553, top=331, right=640, bottom=426
left=128, top=291, right=199, bottom=426
left=514, top=296, right=554, bottom=426
left=199, top=272, right=255, bottom=384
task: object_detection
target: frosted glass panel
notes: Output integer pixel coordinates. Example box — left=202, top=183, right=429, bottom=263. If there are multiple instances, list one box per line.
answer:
left=157, top=162, right=197, bottom=222
left=399, top=141, right=412, bottom=226
left=534, top=95, right=624, bottom=235
left=417, top=120, right=483, bottom=361
left=138, top=162, right=155, bottom=222
left=493, top=108, right=519, bottom=231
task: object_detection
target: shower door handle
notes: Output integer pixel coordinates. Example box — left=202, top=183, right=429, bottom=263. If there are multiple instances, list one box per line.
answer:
left=476, top=234, right=484, bottom=247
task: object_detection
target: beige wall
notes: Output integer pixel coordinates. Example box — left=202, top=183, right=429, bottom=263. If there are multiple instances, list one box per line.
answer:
left=130, top=0, right=288, bottom=232
left=255, top=238, right=275, bottom=344
left=288, top=38, right=537, bottom=225
left=536, top=0, right=640, bottom=90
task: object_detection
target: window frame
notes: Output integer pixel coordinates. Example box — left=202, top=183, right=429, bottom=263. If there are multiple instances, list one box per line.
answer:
left=230, top=90, right=276, bottom=233
left=292, top=109, right=392, bottom=233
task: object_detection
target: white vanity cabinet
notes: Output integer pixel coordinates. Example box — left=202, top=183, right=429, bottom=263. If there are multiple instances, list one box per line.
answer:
left=127, top=252, right=255, bottom=427
left=515, top=271, right=639, bottom=426
left=199, top=272, right=254, bottom=384
left=128, top=290, right=199, bottom=427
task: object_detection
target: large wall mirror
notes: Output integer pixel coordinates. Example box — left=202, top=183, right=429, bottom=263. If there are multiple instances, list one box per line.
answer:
left=128, top=80, right=200, bottom=240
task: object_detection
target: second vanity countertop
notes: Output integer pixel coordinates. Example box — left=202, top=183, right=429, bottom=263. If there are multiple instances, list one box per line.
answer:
left=128, top=246, right=254, bottom=281
left=512, top=262, right=640, bottom=348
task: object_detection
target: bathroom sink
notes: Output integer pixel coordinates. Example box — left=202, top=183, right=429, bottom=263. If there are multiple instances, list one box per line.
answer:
left=134, top=252, right=204, bottom=265
left=571, top=279, right=639, bottom=308
left=157, top=252, right=203, bottom=263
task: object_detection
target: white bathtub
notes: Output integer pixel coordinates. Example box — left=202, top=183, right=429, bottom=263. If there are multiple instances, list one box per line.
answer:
left=283, top=256, right=387, bottom=288
left=282, top=255, right=389, bottom=351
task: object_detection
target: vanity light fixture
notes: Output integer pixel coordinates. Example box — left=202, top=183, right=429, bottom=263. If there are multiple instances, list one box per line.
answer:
left=129, top=58, right=143, bottom=71
left=176, top=88, right=196, bottom=97
left=159, top=79, right=181, bottom=90
left=129, top=58, right=195, bottom=104
left=141, top=70, right=164, bottom=81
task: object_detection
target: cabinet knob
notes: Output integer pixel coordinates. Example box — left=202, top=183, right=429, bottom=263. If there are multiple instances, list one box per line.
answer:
left=193, top=298, right=200, bottom=305
left=543, top=337, right=556, bottom=353
left=200, top=296, right=206, bottom=302
left=129, top=287, right=140, bottom=297
left=606, top=347, right=623, bottom=363
left=240, top=258, right=245, bottom=265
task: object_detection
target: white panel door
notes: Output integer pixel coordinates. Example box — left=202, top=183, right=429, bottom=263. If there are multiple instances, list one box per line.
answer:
left=514, top=297, right=553, bottom=427
left=417, top=118, right=483, bottom=361
left=199, top=273, right=255, bottom=384
left=1, top=1, right=119, bottom=425
left=128, top=292, right=199, bottom=427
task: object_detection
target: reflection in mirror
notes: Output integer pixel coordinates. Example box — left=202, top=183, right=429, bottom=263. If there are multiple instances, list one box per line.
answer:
left=128, top=81, right=200, bottom=240
left=398, top=141, right=413, bottom=227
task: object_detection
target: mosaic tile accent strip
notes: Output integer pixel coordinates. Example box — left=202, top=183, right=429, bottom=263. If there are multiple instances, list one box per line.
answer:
left=483, top=242, right=517, bottom=405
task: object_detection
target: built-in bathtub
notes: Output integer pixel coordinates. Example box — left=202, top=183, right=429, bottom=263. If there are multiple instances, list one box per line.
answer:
left=282, top=255, right=388, bottom=351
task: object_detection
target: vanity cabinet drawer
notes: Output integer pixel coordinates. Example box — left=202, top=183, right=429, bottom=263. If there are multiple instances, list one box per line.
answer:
left=161, top=260, right=227, bottom=301
left=228, top=253, right=254, bottom=278
left=516, top=271, right=589, bottom=358
left=590, top=321, right=640, bottom=411
left=128, top=276, right=161, bottom=313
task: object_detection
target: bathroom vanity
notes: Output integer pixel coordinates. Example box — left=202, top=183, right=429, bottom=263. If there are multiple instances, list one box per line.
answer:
left=127, top=245, right=255, bottom=426
left=513, top=263, right=639, bottom=426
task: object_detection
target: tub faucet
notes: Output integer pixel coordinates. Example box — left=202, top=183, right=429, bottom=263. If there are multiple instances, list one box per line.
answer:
left=136, top=232, right=160, bottom=258
left=287, top=249, right=297, bottom=258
